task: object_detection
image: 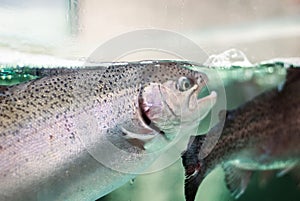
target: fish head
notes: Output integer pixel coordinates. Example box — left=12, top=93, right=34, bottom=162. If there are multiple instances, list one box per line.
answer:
left=140, top=67, right=217, bottom=140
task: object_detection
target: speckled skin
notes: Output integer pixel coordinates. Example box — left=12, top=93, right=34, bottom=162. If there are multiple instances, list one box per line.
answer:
left=0, top=61, right=206, bottom=201
left=182, top=68, right=300, bottom=201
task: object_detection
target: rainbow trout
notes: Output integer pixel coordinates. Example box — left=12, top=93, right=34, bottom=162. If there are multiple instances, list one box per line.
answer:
left=182, top=67, right=300, bottom=201
left=0, top=61, right=216, bottom=201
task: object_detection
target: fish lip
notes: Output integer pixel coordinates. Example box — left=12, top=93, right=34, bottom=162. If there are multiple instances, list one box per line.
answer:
left=187, top=81, right=217, bottom=116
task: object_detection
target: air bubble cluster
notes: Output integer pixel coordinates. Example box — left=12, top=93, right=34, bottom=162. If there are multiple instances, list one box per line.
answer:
left=204, top=49, right=253, bottom=68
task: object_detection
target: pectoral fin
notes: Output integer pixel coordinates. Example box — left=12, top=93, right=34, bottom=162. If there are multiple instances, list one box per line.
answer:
left=121, top=126, right=157, bottom=150
left=276, top=163, right=297, bottom=177
left=121, top=125, right=157, bottom=141
left=120, top=106, right=159, bottom=149
left=222, top=164, right=253, bottom=199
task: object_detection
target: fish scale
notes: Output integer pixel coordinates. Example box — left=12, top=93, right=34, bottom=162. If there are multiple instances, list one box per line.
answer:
left=0, top=61, right=209, bottom=201
left=182, top=67, right=300, bottom=201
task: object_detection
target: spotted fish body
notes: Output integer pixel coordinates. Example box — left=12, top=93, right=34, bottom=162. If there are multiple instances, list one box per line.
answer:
left=0, top=61, right=214, bottom=201
left=182, top=67, right=300, bottom=201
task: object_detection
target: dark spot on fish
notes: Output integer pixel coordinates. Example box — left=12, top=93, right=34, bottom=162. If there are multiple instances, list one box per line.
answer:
left=69, top=132, right=75, bottom=140
left=49, top=134, right=54, bottom=140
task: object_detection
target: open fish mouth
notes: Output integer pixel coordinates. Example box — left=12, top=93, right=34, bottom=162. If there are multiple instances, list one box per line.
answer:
left=138, top=91, right=164, bottom=135
left=139, top=79, right=217, bottom=139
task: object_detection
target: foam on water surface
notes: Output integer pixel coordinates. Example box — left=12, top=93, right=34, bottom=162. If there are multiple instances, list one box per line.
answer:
left=203, top=49, right=253, bottom=68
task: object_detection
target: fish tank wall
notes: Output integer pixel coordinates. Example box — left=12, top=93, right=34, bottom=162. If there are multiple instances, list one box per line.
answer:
left=0, top=0, right=299, bottom=201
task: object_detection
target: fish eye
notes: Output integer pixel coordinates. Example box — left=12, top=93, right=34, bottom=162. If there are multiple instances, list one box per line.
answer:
left=177, top=76, right=193, bottom=92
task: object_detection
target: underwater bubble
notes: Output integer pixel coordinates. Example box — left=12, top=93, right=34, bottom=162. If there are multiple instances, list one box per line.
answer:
left=204, top=49, right=253, bottom=68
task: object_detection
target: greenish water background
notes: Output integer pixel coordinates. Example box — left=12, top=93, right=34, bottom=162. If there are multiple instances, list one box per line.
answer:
left=99, top=163, right=300, bottom=201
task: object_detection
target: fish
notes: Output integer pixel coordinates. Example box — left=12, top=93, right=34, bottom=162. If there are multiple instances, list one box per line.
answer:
left=0, top=61, right=216, bottom=201
left=182, top=67, right=300, bottom=201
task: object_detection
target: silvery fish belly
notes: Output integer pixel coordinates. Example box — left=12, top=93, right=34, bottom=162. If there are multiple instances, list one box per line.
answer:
left=0, top=61, right=216, bottom=201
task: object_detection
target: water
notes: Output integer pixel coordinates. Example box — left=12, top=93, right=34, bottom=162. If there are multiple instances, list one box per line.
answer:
left=0, top=49, right=293, bottom=87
